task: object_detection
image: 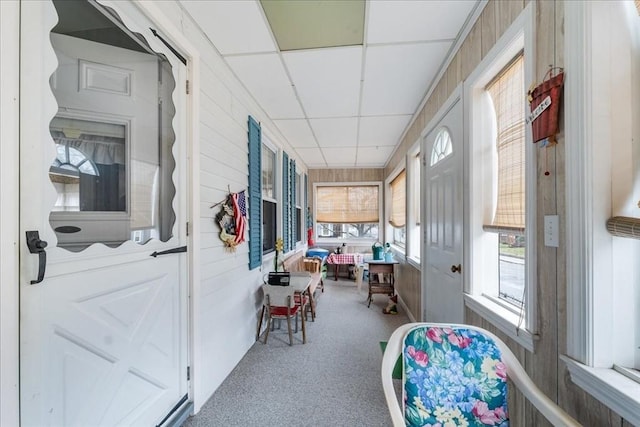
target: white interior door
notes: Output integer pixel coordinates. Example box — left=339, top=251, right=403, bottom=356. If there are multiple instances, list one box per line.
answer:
left=19, top=2, right=188, bottom=426
left=423, top=95, right=464, bottom=323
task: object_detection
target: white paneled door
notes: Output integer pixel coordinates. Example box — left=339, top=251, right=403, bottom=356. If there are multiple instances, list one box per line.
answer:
left=19, top=2, right=189, bottom=426
left=423, top=94, right=463, bottom=323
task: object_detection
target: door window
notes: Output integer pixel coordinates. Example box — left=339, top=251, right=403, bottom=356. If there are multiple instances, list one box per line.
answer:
left=49, top=0, right=176, bottom=251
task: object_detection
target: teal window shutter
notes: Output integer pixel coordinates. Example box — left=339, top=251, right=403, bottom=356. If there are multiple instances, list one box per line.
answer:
left=248, top=116, right=262, bottom=270
left=291, top=160, right=296, bottom=247
left=282, top=152, right=290, bottom=252
left=304, top=173, right=308, bottom=231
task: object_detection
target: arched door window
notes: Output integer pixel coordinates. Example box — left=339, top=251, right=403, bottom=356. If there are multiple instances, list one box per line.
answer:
left=430, top=128, right=453, bottom=166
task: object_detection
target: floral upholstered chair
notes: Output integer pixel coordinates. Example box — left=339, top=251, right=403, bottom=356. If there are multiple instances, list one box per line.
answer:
left=381, top=323, right=580, bottom=427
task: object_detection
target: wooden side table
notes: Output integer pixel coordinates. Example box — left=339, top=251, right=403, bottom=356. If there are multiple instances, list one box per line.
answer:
left=366, top=259, right=398, bottom=307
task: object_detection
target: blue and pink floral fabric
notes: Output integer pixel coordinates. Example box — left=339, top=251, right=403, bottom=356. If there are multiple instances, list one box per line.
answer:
left=403, top=326, right=509, bottom=426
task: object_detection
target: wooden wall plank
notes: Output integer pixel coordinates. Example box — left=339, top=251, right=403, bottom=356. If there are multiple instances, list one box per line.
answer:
left=481, top=0, right=497, bottom=58
left=396, top=263, right=421, bottom=320
left=532, top=2, right=558, bottom=419
left=446, top=52, right=462, bottom=97
left=460, top=21, right=482, bottom=80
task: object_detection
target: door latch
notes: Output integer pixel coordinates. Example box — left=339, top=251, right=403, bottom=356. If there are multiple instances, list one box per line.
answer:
left=150, top=246, right=187, bottom=258
left=26, top=231, right=48, bottom=284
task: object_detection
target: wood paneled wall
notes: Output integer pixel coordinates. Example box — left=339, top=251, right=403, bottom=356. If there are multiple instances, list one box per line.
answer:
left=394, top=262, right=421, bottom=322
left=384, top=0, right=629, bottom=425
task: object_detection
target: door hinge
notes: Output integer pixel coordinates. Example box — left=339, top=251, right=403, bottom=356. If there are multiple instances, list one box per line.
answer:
left=187, top=366, right=191, bottom=381
left=186, top=80, right=190, bottom=94
left=186, top=221, right=190, bottom=236
left=422, top=152, right=427, bottom=167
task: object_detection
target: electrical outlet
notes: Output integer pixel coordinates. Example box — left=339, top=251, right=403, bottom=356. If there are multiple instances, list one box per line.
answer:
left=544, top=215, right=559, bottom=247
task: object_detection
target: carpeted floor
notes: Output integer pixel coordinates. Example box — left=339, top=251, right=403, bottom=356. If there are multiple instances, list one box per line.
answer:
left=183, top=277, right=409, bottom=427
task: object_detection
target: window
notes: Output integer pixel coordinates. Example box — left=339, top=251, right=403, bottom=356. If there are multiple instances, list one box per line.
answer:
left=315, top=184, right=380, bottom=241
left=430, top=129, right=452, bottom=166
left=295, top=173, right=302, bottom=243
left=485, top=54, right=526, bottom=306
left=262, top=143, right=277, bottom=254
left=409, top=151, right=421, bottom=259
left=464, top=3, right=535, bottom=350
left=389, top=170, right=406, bottom=247
left=48, top=16, right=177, bottom=251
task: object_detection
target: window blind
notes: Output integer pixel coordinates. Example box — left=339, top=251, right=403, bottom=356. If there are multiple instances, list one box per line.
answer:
left=485, top=54, right=525, bottom=233
left=316, top=185, right=379, bottom=223
left=389, top=170, right=406, bottom=228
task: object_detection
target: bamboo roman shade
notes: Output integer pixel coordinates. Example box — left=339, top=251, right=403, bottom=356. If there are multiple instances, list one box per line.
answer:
left=316, top=185, right=379, bottom=223
left=485, top=54, right=525, bottom=233
left=389, top=170, right=406, bottom=228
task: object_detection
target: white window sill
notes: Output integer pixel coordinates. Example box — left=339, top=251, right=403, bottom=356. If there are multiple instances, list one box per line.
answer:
left=407, top=256, right=421, bottom=270
left=464, top=294, right=535, bottom=352
left=390, top=245, right=405, bottom=258
left=562, top=356, right=640, bottom=426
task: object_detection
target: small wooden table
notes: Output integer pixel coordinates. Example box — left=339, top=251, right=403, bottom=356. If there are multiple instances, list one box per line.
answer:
left=365, top=258, right=398, bottom=307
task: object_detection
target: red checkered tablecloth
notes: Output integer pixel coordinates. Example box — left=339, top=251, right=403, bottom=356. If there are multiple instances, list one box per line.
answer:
left=326, top=253, right=364, bottom=265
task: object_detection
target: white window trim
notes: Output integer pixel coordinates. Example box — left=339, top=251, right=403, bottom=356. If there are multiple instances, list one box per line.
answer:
left=261, top=135, right=278, bottom=255
left=463, top=2, right=536, bottom=350
left=386, top=164, right=407, bottom=253
left=313, top=181, right=382, bottom=245
left=564, top=1, right=640, bottom=423
left=407, top=141, right=421, bottom=265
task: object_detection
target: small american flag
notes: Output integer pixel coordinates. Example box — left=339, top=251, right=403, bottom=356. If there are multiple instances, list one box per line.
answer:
left=232, top=191, right=247, bottom=244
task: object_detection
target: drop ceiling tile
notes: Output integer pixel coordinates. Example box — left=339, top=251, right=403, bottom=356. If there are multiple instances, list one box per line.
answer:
left=358, top=115, right=412, bottom=146
left=367, top=0, right=477, bottom=44
left=356, top=146, right=396, bottom=166
left=295, top=147, right=326, bottom=167
left=320, top=147, right=357, bottom=166
left=273, top=119, right=317, bottom=147
left=309, top=117, right=358, bottom=147
left=283, top=46, right=362, bottom=118
left=226, top=54, right=304, bottom=119
left=361, top=42, right=451, bottom=116
left=181, top=1, right=276, bottom=55
left=261, top=0, right=365, bottom=51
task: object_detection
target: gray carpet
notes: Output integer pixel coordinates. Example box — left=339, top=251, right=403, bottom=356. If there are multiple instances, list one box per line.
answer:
left=183, top=277, right=408, bottom=427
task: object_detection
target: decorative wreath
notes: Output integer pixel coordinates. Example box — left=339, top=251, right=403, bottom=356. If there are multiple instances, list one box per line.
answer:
left=214, top=191, right=246, bottom=252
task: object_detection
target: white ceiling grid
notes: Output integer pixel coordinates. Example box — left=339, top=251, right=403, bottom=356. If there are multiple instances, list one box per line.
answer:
left=181, top=0, right=478, bottom=168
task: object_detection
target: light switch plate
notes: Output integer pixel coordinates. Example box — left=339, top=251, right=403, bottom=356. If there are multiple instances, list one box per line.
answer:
left=544, top=215, right=559, bottom=247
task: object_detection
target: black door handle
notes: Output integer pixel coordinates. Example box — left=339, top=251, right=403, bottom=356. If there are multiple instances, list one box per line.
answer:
left=150, top=246, right=187, bottom=258
left=26, top=231, right=48, bottom=284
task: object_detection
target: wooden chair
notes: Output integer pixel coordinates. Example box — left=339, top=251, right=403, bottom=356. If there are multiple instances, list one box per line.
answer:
left=382, top=323, right=580, bottom=427
left=282, top=253, right=323, bottom=321
left=257, top=284, right=306, bottom=345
